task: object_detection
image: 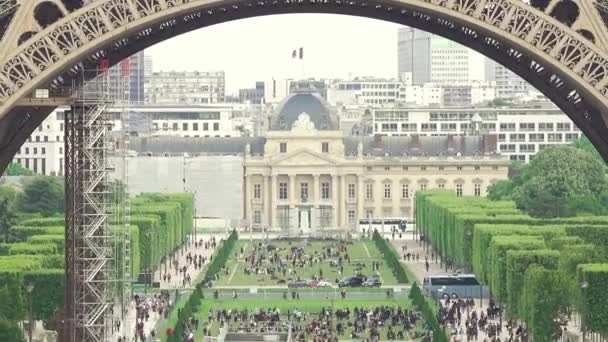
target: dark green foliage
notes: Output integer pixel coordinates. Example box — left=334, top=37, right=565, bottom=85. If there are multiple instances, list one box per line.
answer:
left=0, top=319, right=24, bottom=341
left=548, top=236, right=585, bottom=250
left=204, top=230, right=238, bottom=281
left=521, top=266, right=570, bottom=342
left=408, top=282, right=448, bottom=342
left=23, top=269, right=64, bottom=320
left=0, top=272, right=24, bottom=320
left=486, top=179, right=516, bottom=201
left=0, top=196, right=16, bottom=243
left=577, top=264, right=608, bottom=334
left=20, top=217, right=65, bottom=227
left=16, top=177, right=64, bottom=216
left=6, top=163, right=33, bottom=176
left=12, top=226, right=63, bottom=241
left=7, top=243, right=56, bottom=255
left=372, top=230, right=408, bottom=283
left=27, top=235, right=64, bottom=250
left=505, top=249, right=560, bottom=317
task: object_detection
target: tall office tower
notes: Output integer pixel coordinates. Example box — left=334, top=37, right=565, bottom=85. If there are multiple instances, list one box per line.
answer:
left=397, top=27, right=431, bottom=85
left=398, top=28, right=485, bottom=86
left=106, top=51, right=146, bottom=103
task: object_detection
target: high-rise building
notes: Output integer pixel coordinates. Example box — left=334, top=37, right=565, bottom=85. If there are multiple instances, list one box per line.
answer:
left=105, top=51, right=146, bottom=103
left=144, top=70, right=225, bottom=104
left=397, top=27, right=431, bottom=85
left=485, top=59, right=531, bottom=99
left=398, top=28, right=487, bottom=86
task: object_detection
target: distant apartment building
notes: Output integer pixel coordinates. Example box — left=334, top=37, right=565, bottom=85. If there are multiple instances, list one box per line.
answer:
left=372, top=106, right=581, bottom=162
left=9, top=102, right=259, bottom=175
left=144, top=71, right=225, bottom=104
left=239, top=81, right=265, bottom=104
left=485, top=59, right=532, bottom=99
left=327, top=78, right=495, bottom=107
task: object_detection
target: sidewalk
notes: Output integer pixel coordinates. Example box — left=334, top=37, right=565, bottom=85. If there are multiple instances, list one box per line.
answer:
left=113, top=233, right=225, bottom=342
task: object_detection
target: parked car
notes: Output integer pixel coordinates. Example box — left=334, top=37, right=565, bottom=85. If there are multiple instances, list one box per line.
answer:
left=316, top=280, right=333, bottom=288
left=288, top=280, right=309, bottom=288
left=362, top=277, right=382, bottom=288
left=338, top=276, right=366, bottom=288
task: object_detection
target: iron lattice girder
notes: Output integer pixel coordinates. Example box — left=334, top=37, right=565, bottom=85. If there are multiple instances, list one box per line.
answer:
left=0, top=0, right=606, bottom=163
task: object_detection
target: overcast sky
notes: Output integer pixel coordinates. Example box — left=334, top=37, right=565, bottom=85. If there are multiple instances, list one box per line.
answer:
left=147, top=14, right=402, bottom=95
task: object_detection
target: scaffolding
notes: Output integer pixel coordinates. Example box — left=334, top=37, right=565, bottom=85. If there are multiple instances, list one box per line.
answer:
left=63, top=63, right=131, bottom=342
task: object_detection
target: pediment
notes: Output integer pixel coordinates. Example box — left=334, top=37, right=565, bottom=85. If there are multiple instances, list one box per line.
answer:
left=271, top=149, right=338, bottom=166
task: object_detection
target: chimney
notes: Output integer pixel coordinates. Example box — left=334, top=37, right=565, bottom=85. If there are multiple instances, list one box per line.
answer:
left=482, top=134, right=497, bottom=154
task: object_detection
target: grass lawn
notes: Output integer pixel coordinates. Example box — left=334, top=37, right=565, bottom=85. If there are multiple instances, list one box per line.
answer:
left=214, top=239, right=402, bottom=286
left=187, top=298, right=426, bottom=341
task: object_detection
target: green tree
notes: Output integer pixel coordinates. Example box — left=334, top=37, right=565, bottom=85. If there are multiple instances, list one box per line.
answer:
left=5, top=163, right=33, bottom=176
left=573, top=136, right=605, bottom=165
left=486, top=179, right=516, bottom=201
left=0, top=319, right=24, bottom=342
left=0, top=195, right=16, bottom=243
left=513, top=146, right=606, bottom=217
left=16, top=177, right=64, bottom=216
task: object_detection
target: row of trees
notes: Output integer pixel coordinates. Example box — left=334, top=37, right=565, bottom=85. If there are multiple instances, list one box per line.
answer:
left=416, top=190, right=608, bottom=340
left=487, top=138, right=608, bottom=217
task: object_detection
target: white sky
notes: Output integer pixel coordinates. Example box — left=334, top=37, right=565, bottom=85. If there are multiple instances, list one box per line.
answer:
left=146, top=14, right=402, bottom=95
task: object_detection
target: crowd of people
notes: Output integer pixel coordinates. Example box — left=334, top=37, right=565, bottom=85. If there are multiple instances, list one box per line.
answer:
left=438, top=296, right=530, bottom=341
left=122, top=292, right=172, bottom=342
left=162, top=236, right=217, bottom=287
left=195, top=305, right=430, bottom=342
left=232, top=239, right=357, bottom=284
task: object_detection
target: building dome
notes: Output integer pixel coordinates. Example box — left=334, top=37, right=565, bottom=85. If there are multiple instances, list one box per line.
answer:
left=270, top=92, right=338, bottom=130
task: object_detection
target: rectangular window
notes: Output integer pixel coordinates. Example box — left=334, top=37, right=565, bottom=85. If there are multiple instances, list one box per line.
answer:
left=322, top=142, right=329, bottom=153
left=474, top=183, right=481, bottom=197
left=539, top=123, right=553, bottom=131
left=253, top=184, right=261, bottom=199
left=499, top=123, right=516, bottom=131
left=456, top=184, right=463, bottom=197
left=348, top=210, right=356, bottom=224
left=348, top=184, right=356, bottom=199
left=203, top=123, right=209, bottom=131
left=182, top=123, right=188, bottom=131
left=438, top=183, right=445, bottom=189
left=254, top=210, right=261, bottom=224
left=366, top=183, right=373, bottom=200
left=213, top=123, right=219, bottom=131
left=35, top=136, right=40, bottom=142
left=384, top=183, right=391, bottom=199
left=41, top=147, right=46, bottom=155
left=280, top=142, right=287, bottom=153
left=172, top=123, right=178, bottom=131
left=193, top=123, right=199, bottom=130
left=384, top=166, right=390, bottom=171
left=300, top=182, right=309, bottom=201
left=498, top=134, right=506, bottom=142
left=556, top=122, right=571, bottom=131
left=419, top=183, right=427, bottom=191
left=321, top=182, right=330, bottom=199
left=565, top=133, right=579, bottom=142
left=33, top=147, right=37, bottom=155
left=548, top=133, right=562, bottom=142
left=401, top=184, right=409, bottom=199
left=279, top=182, right=288, bottom=200
left=44, top=136, right=48, bottom=142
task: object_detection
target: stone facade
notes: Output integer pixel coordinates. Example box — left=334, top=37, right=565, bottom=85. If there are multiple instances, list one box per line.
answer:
left=243, top=94, right=509, bottom=233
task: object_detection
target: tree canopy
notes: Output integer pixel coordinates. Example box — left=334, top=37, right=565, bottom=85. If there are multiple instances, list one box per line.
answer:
left=487, top=143, right=607, bottom=217
left=16, top=177, right=64, bottom=216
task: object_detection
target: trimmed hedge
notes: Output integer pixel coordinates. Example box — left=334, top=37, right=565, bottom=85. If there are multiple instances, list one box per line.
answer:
left=505, top=249, right=560, bottom=317
left=408, top=282, right=448, bottom=342
left=548, top=236, right=585, bottom=250
left=22, top=269, right=64, bottom=320
left=129, top=215, right=162, bottom=272
left=488, top=236, right=545, bottom=302
left=7, top=243, right=57, bottom=256
left=19, top=217, right=65, bottom=227
left=372, top=230, right=408, bottom=283
left=170, top=231, right=238, bottom=342
left=577, top=264, right=608, bottom=334
left=521, top=266, right=569, bottom=342
left=27, top=234, right=65, bottom=250
left=12, top=226, right=64, bottom=241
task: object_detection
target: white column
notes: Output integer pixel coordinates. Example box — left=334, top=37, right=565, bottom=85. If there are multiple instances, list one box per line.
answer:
left=357, top=175, right=364, bottom=233
left=271, top=175, right=277, bottom=229
left=289, top=174, right=296, bottom=207
left=263, top=175, right=270, bottom=227
left=340, top=174, right=347, bottom=229
left=331, top=174, right=338, bottom=228
left=313, top=174, right=320, bottom=205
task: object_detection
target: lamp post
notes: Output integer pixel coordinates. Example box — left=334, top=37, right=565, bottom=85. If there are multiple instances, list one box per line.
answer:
left=581, top=281, right=589, bottom=341
left=26, top=284, right=34, bottom=342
